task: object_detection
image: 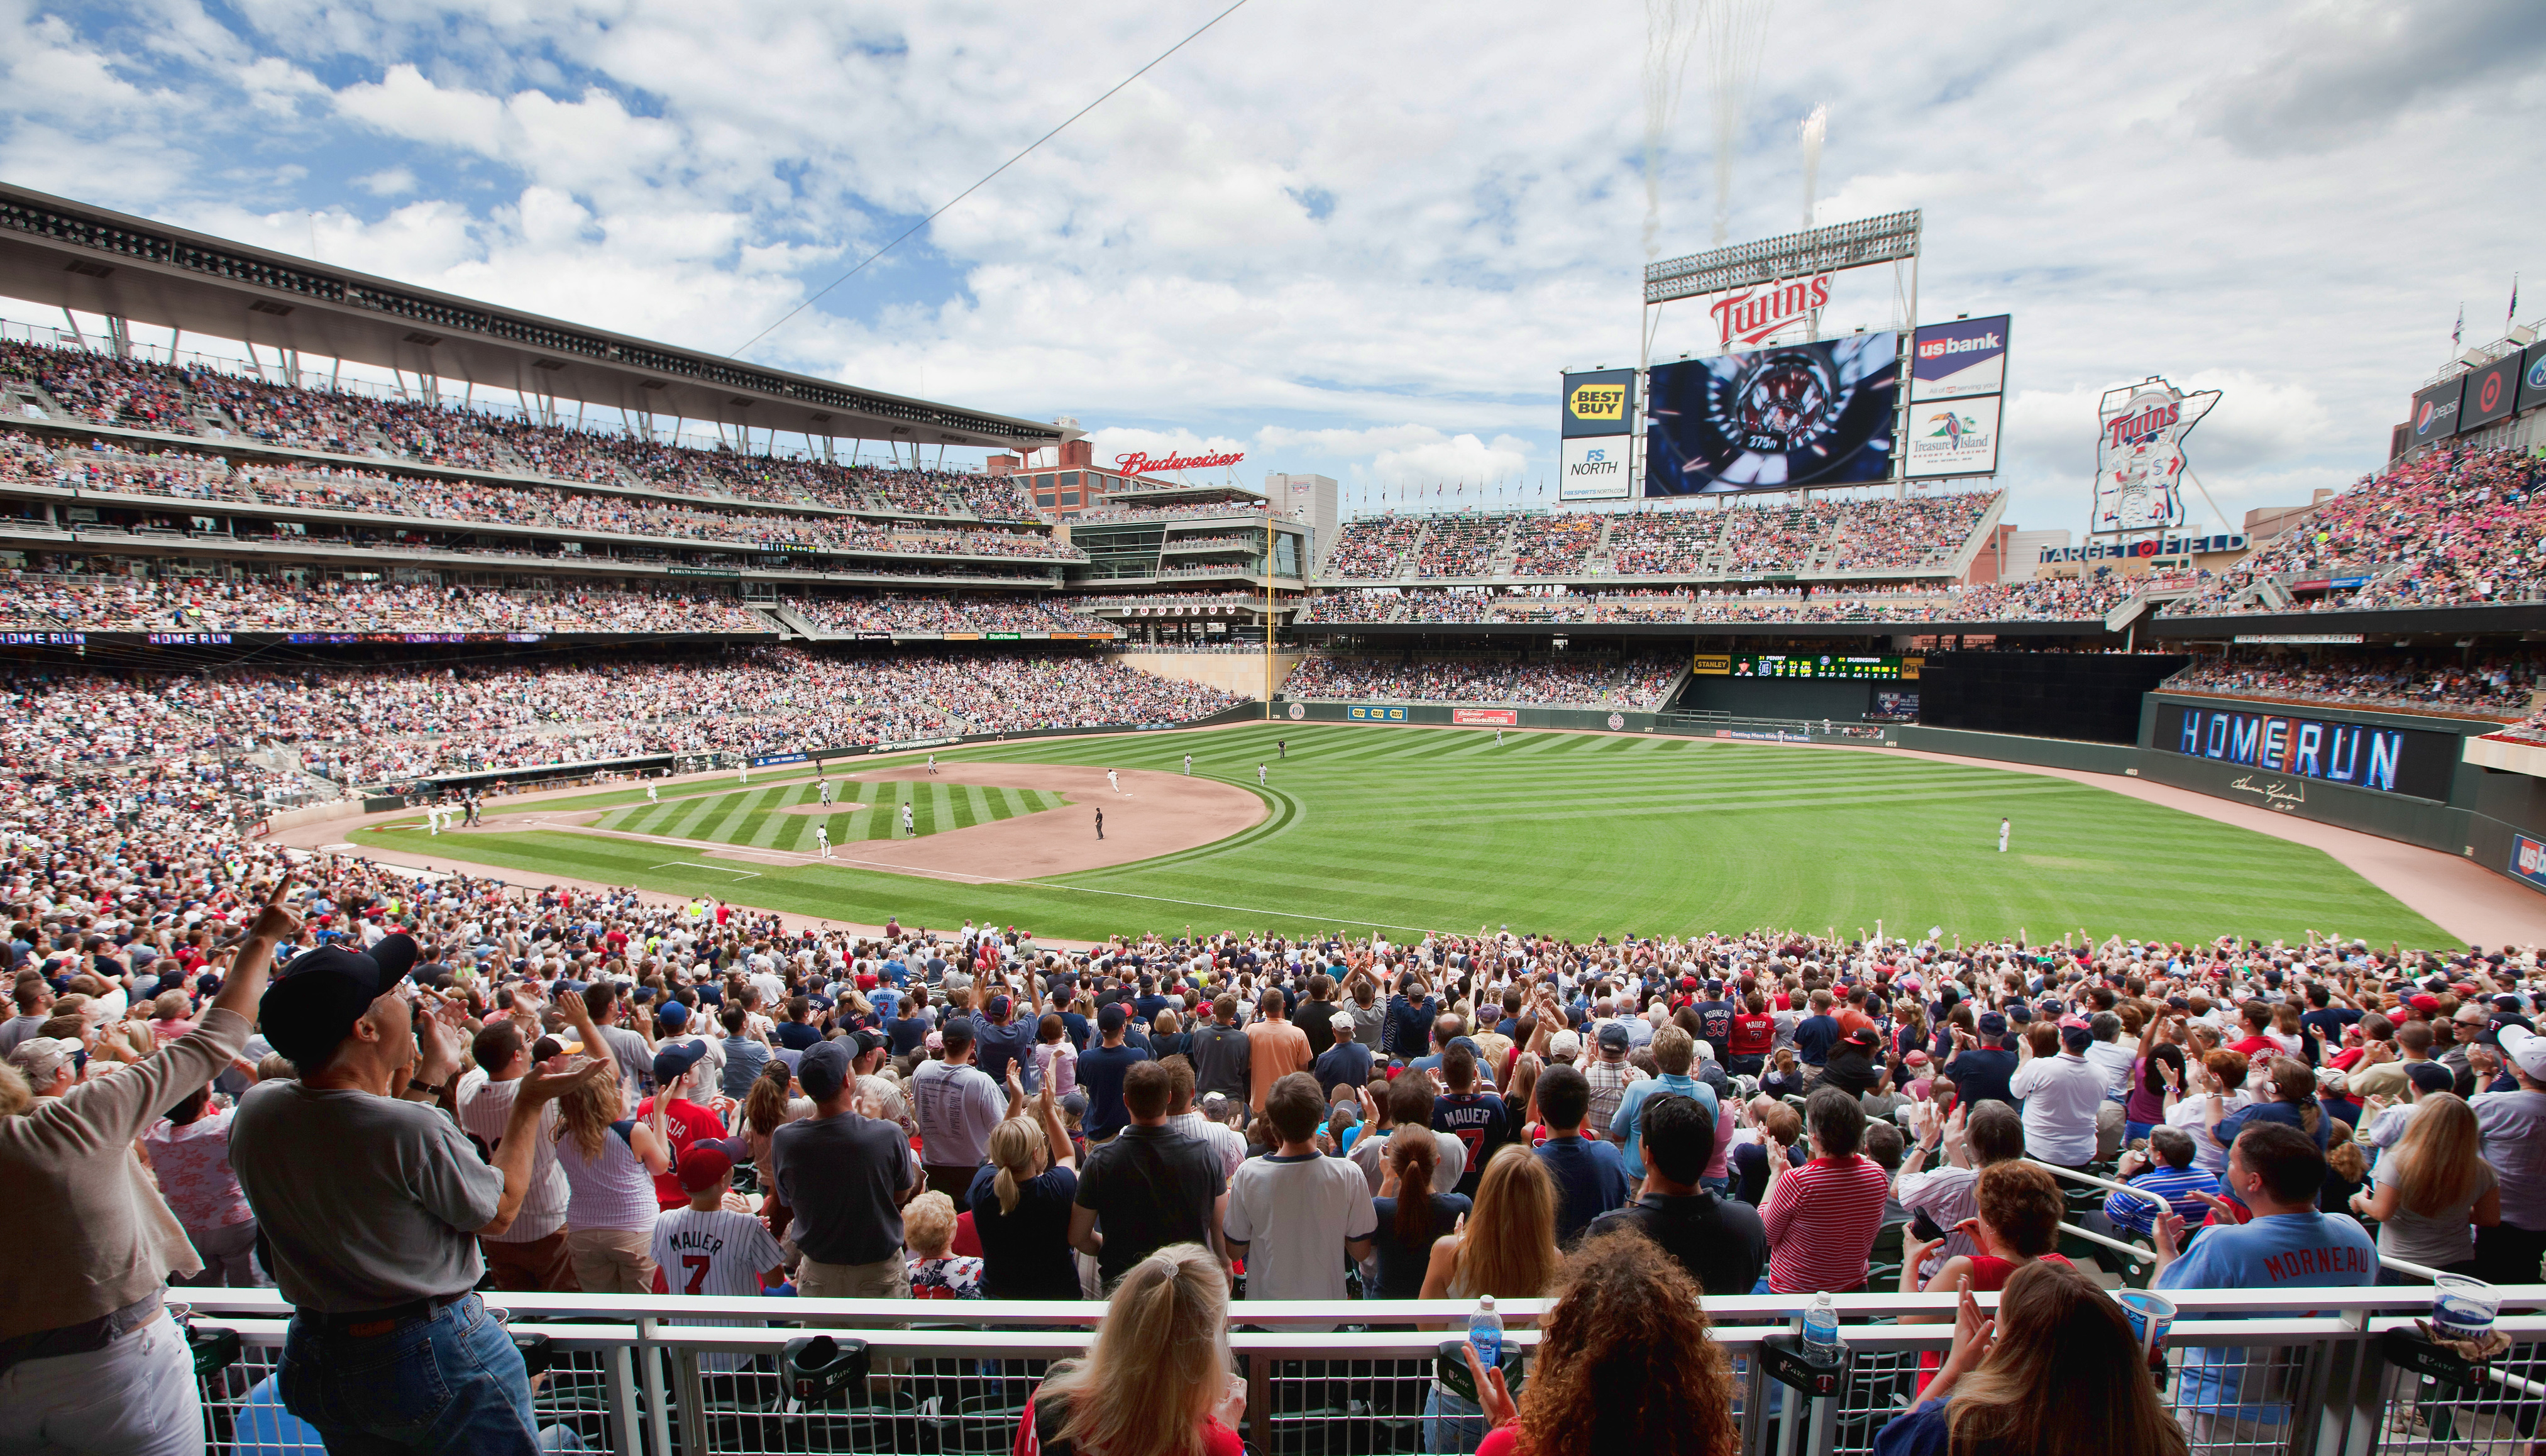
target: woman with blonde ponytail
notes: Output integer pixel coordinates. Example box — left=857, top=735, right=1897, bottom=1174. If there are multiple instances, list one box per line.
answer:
left=1018, top=1243, right=1244, bottom=1456
left=969, top=1081, right=1082, bottom=1300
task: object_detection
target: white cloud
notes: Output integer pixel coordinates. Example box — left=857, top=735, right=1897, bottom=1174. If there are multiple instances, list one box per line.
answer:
left=0, top=0, right=2540, bottom=541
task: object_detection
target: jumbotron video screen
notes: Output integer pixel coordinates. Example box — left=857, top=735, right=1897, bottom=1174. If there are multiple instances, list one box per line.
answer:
left=1644, top=331, right=1901, bottom=494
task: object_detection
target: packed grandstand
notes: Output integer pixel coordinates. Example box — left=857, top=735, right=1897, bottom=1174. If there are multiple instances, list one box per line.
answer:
left=4, top=365, right=2545, bottom=1456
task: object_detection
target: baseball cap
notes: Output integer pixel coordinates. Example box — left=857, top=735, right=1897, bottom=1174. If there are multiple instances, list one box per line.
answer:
left=2060, top=1024, right=2093, bottom=1054
left=2407, top=993, right=2441, bottom=1014
left=987, top=995, right=1011, bottom=1020
left=849, top=1029, right=885, bottom=1058
left=1595, top=1023, right=1631, bottom=1053
left=675, top=1142, right=735, bottom=1194
left=798, top=1041, right=854, bottom=1101
left=1848, top=1027, right=1880, bottom=1049
left=654, top=1039, right=709, bottom=1087
left=1548, top=1030, right=1583, bottom=1059
left=6, top=1035, right=77, bottom=1085
left=2405, top=1062, right=2456, bottom=1095
left=1977, top=1012, right=2007, bottom=1036
left=257, top=934, right=421, bottom=1067
left=1097, top=1003, right=1128, bottom=1034
left=658, top=1001, right=690, bottom=1030
left=2499, top=1026, right=2546, bottom=1081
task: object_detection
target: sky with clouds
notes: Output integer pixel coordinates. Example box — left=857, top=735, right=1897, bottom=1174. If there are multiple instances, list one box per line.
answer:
left=3, top=0, right=2542, bottom=540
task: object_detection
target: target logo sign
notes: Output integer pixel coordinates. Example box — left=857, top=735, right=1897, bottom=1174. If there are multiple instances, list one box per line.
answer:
left=2479, top=372, right=2506, bottom=413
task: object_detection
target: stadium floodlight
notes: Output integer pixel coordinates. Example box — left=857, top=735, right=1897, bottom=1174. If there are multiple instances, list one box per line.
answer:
left=1643, top=209, right=1922, bottom=304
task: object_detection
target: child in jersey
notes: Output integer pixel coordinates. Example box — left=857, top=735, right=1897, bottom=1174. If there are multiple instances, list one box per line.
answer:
left=649, top=1144, right=786, bottom=1372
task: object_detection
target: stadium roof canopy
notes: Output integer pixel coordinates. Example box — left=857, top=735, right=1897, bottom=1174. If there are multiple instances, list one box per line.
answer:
left=0, top=182, right=1067, bottom=453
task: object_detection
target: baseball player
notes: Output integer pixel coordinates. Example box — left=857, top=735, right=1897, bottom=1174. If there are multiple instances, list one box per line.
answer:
left=1095, top=808, right=1105, bottom=841
left=1998, top=817, right=2011, bottom=854
left=818, top=778, right=834, bottom=807
left=1278, top=739, right=1287, bottom=759
left=1258, top=763, right=1267, bottom=786
left=815, top=824, right=832, bottom=859
left=901, top=802, right=915, bottom=836
left=928, top=754, right=939, bottom=776
left=1496, top=728, right=1503, bottom=746
left=648, top=783, right=659, bottom=803
left=648, top=1146, right=786, bottom=1373
left=1183, top=753, right=1193, bottom=776
left=1106, top=768, right=1121, bottom=795
left=739, top=762, right=749, bottom=785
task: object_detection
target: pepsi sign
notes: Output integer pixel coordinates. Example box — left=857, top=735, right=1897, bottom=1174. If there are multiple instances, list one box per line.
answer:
left=2408, top=374, right=2465, bottom=443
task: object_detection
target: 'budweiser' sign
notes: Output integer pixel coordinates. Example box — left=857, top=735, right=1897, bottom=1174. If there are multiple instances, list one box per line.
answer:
left=1115, top=449, right=1245, bottom=475
left=1709, top=274, right=1831, bottom=347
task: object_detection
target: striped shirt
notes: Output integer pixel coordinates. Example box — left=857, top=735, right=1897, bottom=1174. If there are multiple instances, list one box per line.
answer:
left=1759, top=1154, right=1891, bottom=1293
left=553, top=1121, right=662, bottom=1233
left=2102, top=1164, right=2222, bottom=1238
left=456, top=1072, right=569, bottom=1243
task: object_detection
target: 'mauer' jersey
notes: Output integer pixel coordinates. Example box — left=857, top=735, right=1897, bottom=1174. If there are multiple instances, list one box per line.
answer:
left=652, top=1207, right=783, bottom=1298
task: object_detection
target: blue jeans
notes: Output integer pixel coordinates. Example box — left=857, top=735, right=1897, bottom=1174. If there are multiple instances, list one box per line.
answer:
left=1424, top=1383, right=1485, bottom=1454
left=280, top=1294, right=540, bottom=1455
left=2125, top=1120, right=2157, bottom=1143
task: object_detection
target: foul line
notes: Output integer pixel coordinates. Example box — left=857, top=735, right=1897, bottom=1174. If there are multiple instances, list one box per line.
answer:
left=649, top=860, right=762, bottom=880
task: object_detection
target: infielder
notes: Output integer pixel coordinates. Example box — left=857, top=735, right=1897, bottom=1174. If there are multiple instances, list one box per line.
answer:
left=901, top=802, right=915, bottom=836
left=1107, top=768, right=1120, bottom=794
left=1998, top=817, right=2010, bottom=853
left=815, top=824, right=832, bottom=858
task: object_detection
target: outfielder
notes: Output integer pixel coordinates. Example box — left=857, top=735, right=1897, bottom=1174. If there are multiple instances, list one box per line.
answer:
left=1184, top=753, right=1193, bottom=775
left=648, top=783, right=659, bottom=803
left=1258, top=763, right=1267, bottom=786
left=1998, top=817, right=2010, bottom=853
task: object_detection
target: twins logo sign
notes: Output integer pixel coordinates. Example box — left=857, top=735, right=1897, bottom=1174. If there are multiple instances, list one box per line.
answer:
left=2094, top=378, right=2220, bottom=534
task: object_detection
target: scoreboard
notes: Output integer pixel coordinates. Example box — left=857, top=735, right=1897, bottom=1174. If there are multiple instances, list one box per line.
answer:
left=1694, top=653, right=1921, bottom=681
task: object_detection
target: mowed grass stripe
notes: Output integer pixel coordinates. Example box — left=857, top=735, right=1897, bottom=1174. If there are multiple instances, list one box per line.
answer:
left=383, top=722, right=2454, bottom=946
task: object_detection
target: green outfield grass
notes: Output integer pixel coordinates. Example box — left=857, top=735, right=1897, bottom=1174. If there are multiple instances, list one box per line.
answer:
left=350, top=722, right=2458, bottom=947
left=586, top=776, right=1067, bottom=847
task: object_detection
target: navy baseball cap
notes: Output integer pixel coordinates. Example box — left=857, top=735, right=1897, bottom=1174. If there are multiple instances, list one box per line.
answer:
left=1977, top=1012, right=2008, bottom=1035
left=654, top=1040, right=709, bottom=1085
left=798, top=1042, right=854, bottom=1100
left=257, top=934, right=422, bottom=1067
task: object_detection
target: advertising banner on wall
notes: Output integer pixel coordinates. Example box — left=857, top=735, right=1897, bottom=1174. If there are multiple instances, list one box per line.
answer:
left=2092, top=378, right=2220, bottom=535
left=1910, top=315, right=2011, bottom=400
left=1450, top=708, right=1520, bottom=726
left=1558, top=436, right=1633, bottom=500
left=1560, top=370, right=1636, bottom=438
left=1644, top=332, right=1899, bottom=495
left=2515, top=835, right=2546, bottom=891
left=2515, top=339, right=2546, bottom=419
left=2153, top=702, right=2456, bottom=800
left=1347, top=705, right=1409, bottom=722
left=1904, top=394, right=2003, bottom=478
left=2459, top=353, right=2521, bottom=433
left=2407, top=373, right=2466, bottom=448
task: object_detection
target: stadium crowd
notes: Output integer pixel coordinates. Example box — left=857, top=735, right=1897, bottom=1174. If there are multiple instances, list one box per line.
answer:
left=1284, top=654, right=1683, bottom=709
left=783, top=593, right=1111, bottom=636
left=1, top=573, right=778, bottom=635
left=3, top=339, right=1040, bottom=521
left=1298, top=576, right=2139, bottom=627
left=168, top=649, right=1239, bottom=786
left=6, top=852, right=2538, bottom=1453
left=2166, top=653, right=2542, bottom=719
left=1, top=430, right=1080, bottom=563
left=2167, top=446, right=2546, bottom=614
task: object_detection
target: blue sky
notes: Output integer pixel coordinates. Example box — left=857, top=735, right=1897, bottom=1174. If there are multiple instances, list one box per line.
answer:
left=3, top=0, right=2543, bottom=538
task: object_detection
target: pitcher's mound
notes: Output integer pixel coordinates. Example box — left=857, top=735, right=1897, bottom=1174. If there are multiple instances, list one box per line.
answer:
left=841, top=763, right=1264, bottom=878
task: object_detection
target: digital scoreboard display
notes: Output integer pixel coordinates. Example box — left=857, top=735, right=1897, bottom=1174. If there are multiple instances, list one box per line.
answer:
left=1696, top=653, right=1920, bottom=681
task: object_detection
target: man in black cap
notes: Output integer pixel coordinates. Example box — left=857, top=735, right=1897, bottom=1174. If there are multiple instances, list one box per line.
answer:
left=1077, top=1001, right=1150, bottom=1142
left=230, top=912, right=607, bottom=1456
left=771, top=1040, right=920, bottom=1303
left=1945, top=1011, right=2019, bottom=1110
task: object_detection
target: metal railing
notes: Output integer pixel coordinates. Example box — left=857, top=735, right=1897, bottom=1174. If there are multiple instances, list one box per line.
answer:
left=175, top=1285, right=2546, bottom=1456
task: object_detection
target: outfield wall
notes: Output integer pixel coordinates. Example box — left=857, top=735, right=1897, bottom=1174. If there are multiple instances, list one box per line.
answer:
left=1115, top=651, right=1304, bottom=698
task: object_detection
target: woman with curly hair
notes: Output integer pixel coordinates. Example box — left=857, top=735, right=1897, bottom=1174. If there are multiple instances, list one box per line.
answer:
left=1465, top=1228, right=1738, bottom=1456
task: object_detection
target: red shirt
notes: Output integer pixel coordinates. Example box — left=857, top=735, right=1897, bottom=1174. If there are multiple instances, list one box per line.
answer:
left=1477, top=1426, right=1524, bottom=1456
left=635, top=1095, right=729, bottom=1208
left=1759, top=1154, right=1890, bottom=1293
left=2228, top=1034, right=2279, bottom=1059
left=1728, top=1013, right=1775, bottom=1057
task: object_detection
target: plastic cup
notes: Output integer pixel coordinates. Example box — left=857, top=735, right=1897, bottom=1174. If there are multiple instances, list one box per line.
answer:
left=2116, top=1290, right=2176, bottom=1361
left=2432, top=1275, right=2499, bottom=1342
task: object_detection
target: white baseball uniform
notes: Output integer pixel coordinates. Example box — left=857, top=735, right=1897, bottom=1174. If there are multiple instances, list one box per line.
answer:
left=649, top=1208, right=786, bottom=1372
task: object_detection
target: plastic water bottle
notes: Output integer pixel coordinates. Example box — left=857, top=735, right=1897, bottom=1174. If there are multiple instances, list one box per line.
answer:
left=1801, top=1291, right=1842, bottom=1365
left=1467, top=1294, right=1504, bottom=1372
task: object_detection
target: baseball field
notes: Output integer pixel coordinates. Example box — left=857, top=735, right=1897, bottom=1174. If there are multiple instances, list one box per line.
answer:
left=348, top=721, right=2455, bottom=947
